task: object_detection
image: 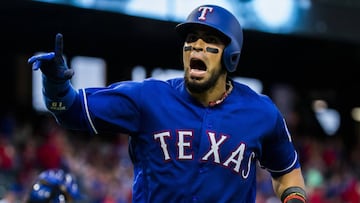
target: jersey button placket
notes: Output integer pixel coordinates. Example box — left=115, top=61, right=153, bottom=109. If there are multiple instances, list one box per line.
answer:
left=199, top=108, right=213, bottom=174
left=205, top=108, right=213, bottom=129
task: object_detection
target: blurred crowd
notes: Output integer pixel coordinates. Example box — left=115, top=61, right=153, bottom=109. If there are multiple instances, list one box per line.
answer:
left=0, top=112, right=133, bottom=202
left=0, top=108, right=359, bottom=203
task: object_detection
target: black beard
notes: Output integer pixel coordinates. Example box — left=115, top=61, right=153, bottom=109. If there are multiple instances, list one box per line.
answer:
left=185, top=68, right=226, bottom=93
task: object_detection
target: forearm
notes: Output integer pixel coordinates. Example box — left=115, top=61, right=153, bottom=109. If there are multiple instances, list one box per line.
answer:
left=28, top=33, right=89, bottom=131
left=43, top=76, right=89, bottom=130
left=272, top=168, right=307, bottom=202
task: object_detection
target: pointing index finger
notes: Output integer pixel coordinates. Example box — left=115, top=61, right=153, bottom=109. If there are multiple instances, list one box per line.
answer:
left=54, top=33, right=63, bottom=57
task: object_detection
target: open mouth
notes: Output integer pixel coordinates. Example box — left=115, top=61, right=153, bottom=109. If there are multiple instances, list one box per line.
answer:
left=190, top=58, right=207, bottom=71
left=189, top=58, right=207, bottom=79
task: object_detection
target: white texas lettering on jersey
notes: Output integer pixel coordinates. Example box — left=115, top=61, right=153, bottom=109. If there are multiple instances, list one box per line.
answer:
left=201, top=132, right=227, bottom=163
left=197, top=6, right=213, bottom=21
left=153, top=130, right=255, bottom=178
left=178, top=130, right=193, bottom=159
left=153, top=131, right=171, bottom=160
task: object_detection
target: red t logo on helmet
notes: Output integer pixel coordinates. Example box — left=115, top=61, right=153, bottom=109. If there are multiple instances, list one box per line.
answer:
left=197, top=6, right=214, bottom=21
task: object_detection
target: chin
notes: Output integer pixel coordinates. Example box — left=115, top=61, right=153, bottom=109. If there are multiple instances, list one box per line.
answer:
left=186, top=78, right=210, bottom=93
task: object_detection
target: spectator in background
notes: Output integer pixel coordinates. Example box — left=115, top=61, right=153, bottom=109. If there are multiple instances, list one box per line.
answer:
left=0, top=136, right=16, bottom=171
left=24, top=169, right=82, bottom=203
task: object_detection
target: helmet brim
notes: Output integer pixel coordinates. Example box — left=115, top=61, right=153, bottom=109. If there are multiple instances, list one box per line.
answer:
left=175, top=22, right=230, bottom=45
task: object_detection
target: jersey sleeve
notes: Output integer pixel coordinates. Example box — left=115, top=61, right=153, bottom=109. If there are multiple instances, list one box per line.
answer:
left=259, top=110, right=301, bottom=178
left=78, top=81, right=143, bottom=134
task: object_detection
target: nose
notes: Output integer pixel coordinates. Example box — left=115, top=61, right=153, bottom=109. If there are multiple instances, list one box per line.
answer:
left=192, top=47, right=203, bottom=51
left=192, top=38, right=206, bottom=52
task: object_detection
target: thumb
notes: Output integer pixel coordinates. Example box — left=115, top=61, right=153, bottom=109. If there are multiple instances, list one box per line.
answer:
left=64, top=69, right=75, bottom=80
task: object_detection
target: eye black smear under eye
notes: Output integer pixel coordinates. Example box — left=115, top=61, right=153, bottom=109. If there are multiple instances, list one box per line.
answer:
left=206, top=47, right=219, bottom=53
left=184, top=46, right=192, bottom=51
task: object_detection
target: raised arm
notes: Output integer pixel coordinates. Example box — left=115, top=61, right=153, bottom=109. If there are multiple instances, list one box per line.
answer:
left=28, top=33, right=77, bottom=114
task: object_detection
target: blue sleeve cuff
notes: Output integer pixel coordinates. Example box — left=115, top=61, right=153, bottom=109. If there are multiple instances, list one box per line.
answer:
left=42, top=74, right=78, bottom=114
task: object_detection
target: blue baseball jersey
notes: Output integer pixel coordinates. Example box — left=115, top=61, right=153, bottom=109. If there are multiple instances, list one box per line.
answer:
left=55, top=77, right=300, bottom=203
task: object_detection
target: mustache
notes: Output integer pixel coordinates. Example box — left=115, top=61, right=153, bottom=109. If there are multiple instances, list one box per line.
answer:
left=184, top=46, right=219, bottom=53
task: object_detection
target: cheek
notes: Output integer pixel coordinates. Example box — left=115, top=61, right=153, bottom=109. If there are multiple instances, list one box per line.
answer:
left=182, top=51, right=191, bottom=65
left=208, top=51, right=223, bottom=64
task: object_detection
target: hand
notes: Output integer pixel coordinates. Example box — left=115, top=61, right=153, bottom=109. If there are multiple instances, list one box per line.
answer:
left=28, top=33, right=74, bottom=82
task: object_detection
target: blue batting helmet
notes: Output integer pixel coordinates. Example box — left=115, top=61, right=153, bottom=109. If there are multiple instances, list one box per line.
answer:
left=176, top=5, right=243, bottom=72
left=27, top=169, right=81, bottom=203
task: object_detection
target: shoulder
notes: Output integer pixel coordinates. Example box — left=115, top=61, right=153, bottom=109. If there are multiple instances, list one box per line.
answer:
left=101, top=78, right=185, bottom=99
left=143, top=77, right=185, bottom=90
left=143, top=77, right=183, bottom=86
left=232, top=80, right=273, bottom=105
left=231, top=80, right=288, bottom=136
left=231, top=80, right=280, bottom=119
left=83, top=78, right=184, bottom=96
left=106, top=77, right=182, bottom=89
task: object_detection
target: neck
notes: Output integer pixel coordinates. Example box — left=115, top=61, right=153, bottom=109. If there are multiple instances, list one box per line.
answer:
left=190, top=75, right=231, bottom=107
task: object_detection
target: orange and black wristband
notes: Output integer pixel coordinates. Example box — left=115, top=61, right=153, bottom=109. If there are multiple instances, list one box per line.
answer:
left=280, top=186, right=307, bottom=203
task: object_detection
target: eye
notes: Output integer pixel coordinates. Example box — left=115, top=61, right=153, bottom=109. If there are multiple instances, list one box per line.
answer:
left=203, top=35, right=222, bottom=44
left=185, top=33, right=199, bottom=43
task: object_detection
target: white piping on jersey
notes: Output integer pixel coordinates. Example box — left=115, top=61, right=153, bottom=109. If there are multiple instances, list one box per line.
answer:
left=265, top=151, right=298, bottom=173
left=283, top=118, right=292, bottom=142
left=81, top=89, right=98, bottom=134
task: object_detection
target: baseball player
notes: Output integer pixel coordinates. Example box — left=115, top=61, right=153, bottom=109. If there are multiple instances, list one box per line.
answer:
left=25, top=169, right=81, bottom=203
left=28, top=4, right=306, bottom=203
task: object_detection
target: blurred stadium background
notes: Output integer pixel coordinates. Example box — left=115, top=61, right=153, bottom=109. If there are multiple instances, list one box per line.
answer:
left=0, top=0, right=360, bottom=202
